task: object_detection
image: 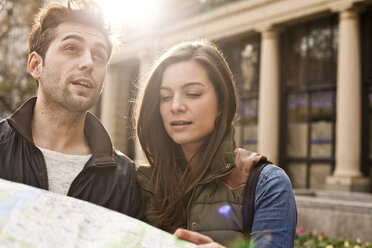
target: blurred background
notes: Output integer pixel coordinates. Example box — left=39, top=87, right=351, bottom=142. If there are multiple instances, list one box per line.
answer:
left=1, top=0, right=372, bottom=240
left=101, top=0, right=372, bottom=194
left=1, top=0, right=372, bottom=192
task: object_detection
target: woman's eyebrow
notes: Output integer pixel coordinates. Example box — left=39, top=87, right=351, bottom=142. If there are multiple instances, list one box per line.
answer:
left=160, top=82, right=206, bottom=91
left=160, top=86, right=171, bottom=91
left=181, top=82, right=205, bottom=89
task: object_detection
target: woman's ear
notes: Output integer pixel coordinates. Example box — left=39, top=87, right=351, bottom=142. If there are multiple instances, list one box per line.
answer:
left=27, top=52, right=43, bottom=80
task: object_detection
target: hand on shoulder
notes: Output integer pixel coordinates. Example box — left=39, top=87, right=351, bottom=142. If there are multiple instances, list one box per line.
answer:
left=220, top=148, right=272, bottom=190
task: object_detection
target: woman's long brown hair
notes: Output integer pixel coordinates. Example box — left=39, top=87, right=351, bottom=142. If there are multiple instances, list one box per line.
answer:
left=134, top=40, right=238, bottom=232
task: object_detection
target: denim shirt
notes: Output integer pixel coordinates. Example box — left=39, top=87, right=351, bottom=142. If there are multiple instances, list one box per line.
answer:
left=251, top=164, right=297, bottom=247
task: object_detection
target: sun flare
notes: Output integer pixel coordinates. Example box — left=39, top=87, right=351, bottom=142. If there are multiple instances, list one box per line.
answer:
left=97, top=0, right=159, bottom=29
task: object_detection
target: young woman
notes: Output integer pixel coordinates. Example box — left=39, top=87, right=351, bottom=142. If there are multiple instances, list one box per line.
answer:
left=134, top=40, right=297, bottom=247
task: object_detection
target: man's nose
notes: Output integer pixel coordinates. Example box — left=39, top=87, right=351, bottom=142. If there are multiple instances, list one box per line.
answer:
left=78, top=50, right=94, bottom=72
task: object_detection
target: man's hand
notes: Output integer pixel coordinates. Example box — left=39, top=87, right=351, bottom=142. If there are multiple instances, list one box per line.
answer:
left=174, top=228, right=226, bottom=248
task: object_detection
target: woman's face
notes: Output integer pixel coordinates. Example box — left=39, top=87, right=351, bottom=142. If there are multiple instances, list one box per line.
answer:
left=160, top=60, right=218, bottom=161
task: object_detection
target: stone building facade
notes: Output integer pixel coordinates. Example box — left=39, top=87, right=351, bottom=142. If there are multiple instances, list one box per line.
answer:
left=98, top=0, right=372, bottom=192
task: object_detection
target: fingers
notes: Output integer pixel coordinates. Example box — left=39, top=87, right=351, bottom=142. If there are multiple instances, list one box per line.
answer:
left=174, top=228, right=214, bottom=245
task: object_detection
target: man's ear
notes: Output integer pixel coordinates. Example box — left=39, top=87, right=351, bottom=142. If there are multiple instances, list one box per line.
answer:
left=28, top=52, right=43, bottom=80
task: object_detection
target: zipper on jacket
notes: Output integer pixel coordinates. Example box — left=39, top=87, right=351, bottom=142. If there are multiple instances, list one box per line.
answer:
left=33, top=145, right=49, bottom=190
left=67, top=156, right=117, bottom=196
left=186, top=166, right=235, bottom=229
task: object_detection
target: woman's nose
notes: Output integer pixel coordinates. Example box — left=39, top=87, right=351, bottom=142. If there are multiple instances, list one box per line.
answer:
left=170, top=95, right=186, bottom=113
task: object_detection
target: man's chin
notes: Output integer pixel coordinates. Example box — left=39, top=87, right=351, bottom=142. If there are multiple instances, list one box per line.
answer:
left=65, top=96, right=98, bottom=113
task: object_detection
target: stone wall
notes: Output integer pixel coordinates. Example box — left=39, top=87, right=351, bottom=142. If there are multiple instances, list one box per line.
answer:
left=295, top=189, right=372, bottom=242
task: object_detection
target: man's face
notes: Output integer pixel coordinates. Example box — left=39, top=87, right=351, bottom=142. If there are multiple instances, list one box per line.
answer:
left=35, top=22, right=109, bottom=112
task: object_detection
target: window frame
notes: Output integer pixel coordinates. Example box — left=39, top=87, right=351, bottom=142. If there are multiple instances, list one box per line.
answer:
left=279, top=16, right=338, bottom=189
left=361, top=7, right=372, bottom=177
left=217, top=34, right=261, bottom=149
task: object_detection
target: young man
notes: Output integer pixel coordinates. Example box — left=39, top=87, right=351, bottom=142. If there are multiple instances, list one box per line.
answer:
left=0, top=0, right=143, bottom=219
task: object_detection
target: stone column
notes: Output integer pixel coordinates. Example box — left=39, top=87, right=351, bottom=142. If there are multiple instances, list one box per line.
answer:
left=100, top=68, right=116, bottom=138
left=257, top=27, right=280, bottom=164
left=326, top=7, right=370, bottom=192
left=134, top=53, right=154, bottom=166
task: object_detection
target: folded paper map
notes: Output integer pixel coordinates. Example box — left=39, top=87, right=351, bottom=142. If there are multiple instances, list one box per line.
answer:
left=0, top=179, right=194, bottom=248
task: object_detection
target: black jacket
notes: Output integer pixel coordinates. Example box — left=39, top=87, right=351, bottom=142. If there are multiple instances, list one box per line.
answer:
left=0, top=97, right=144, bottom=219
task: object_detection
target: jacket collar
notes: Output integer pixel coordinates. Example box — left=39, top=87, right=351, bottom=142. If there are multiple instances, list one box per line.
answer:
left=8, top=97, right=116, bottom=165
left=137, top=126, right=238, bottom=189
left=198, top=126, right=237, bottom=184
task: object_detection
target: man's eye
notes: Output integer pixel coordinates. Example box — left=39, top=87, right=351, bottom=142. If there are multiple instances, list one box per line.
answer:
left=65, top=46, right=76, bottom=52
left=94, top=51, right=107, bottom=63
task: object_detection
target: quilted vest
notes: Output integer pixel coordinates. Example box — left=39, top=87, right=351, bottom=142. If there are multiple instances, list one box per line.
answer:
left=137, top=127, right=268, bottom=246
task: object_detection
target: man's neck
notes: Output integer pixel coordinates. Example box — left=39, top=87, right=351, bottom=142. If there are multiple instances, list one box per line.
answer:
left=31, top=98, right=91, bottom=155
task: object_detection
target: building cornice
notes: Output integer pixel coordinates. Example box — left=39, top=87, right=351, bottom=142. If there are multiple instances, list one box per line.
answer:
left=111, top=0, right=371, bottom=63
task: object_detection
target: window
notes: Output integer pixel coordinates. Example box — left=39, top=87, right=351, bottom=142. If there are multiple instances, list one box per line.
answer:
left=361, top=7, right=372, bottom=179
left=218, top=35, right=260, bottom=151
left=280, top=16, right=338, bottom=189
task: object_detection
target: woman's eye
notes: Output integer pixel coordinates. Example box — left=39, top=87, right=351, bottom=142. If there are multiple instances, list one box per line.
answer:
left=160, top=95, right=172, bottom=101
left=186, top=93, right=201, bottom=98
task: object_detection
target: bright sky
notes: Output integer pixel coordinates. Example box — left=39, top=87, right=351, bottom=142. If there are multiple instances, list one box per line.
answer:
left=97, top=0, right=160, bottom=29
left=51, top=0, right=161, bottom=29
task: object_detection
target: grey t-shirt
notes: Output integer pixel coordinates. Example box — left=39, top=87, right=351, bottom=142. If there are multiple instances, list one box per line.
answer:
left=38, top=147, right=91, bottom=195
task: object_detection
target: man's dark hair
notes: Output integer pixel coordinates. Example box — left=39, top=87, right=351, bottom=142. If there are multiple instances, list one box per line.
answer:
left=28, top=0, right=113, bottom=60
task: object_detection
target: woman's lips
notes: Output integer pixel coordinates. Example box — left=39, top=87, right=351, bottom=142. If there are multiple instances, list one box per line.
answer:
left=170, top=120, right=192, bottom=130
left=171, top=121, right=192, bottom=126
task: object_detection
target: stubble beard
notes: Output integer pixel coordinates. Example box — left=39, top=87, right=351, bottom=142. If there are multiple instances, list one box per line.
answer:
left=39, top=69, right=102, bottom=114
left=60, top=87, right=100, bottom=112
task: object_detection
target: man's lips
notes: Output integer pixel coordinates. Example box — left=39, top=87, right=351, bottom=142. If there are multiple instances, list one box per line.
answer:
left=71, top=79, right=93, bottom=89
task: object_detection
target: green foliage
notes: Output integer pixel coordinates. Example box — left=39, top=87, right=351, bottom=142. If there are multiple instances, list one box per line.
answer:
left=229, top=238, right=256, bottom=248
left=295, top=228, right=372, bottom=248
